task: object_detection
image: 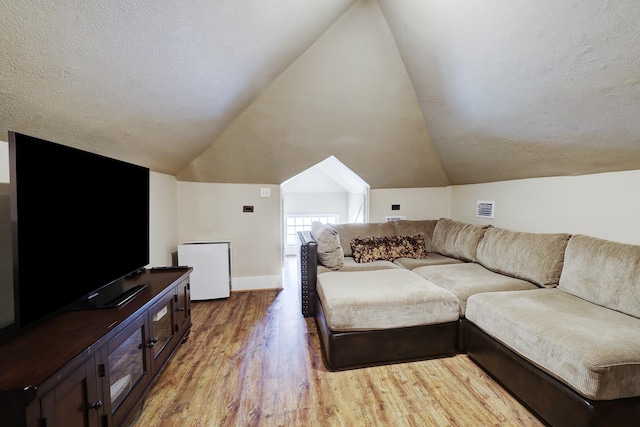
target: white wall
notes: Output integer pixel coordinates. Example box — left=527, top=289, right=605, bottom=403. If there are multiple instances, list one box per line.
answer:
left=0, top=141, right=8, bottom=183
left=348, top=191, right=366, bottom=223
left=177, top=182, right=282, bottom=290
left=450, top=170, right=640, bottom=245
left=369, top=187, right=450, bottom=223
left=283, top=192, right=348, bottom=221
left=148, top=172, right=179, bottom=267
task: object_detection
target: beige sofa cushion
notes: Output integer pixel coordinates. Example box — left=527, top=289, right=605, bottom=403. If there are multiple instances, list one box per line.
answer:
left=317, top=269, right=459, bottom=331
left=477, top=227, right=570, bottom=288
left=559, top=234, right=640, bottom=319
left=332, top=222, right=396, bottom=257
left=311, top=222, right=344, bottom=270
left=393, top=220, right=438, bottom=252
left=431, top=218, right=490, bottom=262
left=393, top=253, right=464, bottom=270
left=413, top=263, right=537, bottom=315
left=466, top=289, right=640, bottom=400
left=318, top=257, right=400, bottom=275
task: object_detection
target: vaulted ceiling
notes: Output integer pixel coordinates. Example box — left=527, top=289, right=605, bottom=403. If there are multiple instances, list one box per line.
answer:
left=2, top=0, right=639, bottom=188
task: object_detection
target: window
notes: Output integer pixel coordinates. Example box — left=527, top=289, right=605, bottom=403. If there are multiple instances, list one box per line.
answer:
left=285, top=215, right=338, bottom=245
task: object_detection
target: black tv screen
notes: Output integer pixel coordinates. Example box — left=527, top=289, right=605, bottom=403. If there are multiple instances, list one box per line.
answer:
left=9, top=132, right=149, bottom=329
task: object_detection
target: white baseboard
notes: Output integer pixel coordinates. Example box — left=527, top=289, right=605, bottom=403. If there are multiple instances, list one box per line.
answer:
left=231, top=275, right=283, bottom=291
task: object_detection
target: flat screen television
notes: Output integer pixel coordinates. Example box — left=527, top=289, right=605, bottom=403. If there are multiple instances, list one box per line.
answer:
left=1, top=131, right=149, bottom=341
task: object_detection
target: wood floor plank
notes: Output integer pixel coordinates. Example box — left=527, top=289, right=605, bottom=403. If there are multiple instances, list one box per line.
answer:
left=277, top=407, right=314, bottom=427
left=154, top=418, right=201, bottom=427
left=132, top=257, right=543, bottom=427
left=275, top=319, right=312, bottom=414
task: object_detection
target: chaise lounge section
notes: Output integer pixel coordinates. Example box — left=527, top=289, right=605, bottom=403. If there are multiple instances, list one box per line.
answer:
left=316, top=269, right=459, bottom=369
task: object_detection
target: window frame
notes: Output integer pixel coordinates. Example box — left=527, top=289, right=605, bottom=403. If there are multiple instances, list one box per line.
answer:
left=285, top=213, right=339, bottom=246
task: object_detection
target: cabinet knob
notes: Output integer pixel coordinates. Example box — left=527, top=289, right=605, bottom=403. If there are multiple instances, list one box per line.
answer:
left=176, top=307, right=185, bottom=312
left=89, top=400, right=103, bottom=410
left=147, top=337, right=159, bottom=348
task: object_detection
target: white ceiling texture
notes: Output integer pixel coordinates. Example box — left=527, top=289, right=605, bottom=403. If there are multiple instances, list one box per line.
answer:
left=2, top=0, right=639, bottom=188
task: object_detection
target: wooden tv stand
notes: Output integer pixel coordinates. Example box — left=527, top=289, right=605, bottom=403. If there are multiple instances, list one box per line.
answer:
left=0, top=267, right=192, bottom=427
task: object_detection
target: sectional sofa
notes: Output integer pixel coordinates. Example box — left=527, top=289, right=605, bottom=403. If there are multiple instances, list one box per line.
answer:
left=297, top=218, right=640, bottom=427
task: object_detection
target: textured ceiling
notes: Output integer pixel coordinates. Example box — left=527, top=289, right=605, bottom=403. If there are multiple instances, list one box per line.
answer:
left=1, top=0, right=640, bottom=188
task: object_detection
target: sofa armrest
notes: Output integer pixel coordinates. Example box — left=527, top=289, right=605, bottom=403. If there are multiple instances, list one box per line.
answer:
left=298, top=231, right=318, bottom=317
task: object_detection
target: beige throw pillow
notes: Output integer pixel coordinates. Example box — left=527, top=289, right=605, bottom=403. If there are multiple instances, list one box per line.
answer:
left=311, top=222, right=344, bottom=270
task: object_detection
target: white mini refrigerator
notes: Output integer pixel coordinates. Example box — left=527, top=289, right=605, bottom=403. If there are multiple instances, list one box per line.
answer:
left=178, top=241, right=231, bottom=300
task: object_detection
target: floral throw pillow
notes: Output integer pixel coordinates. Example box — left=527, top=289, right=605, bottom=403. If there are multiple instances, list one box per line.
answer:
left=350, top=235, right=428, bottom=263
left=389, top=235, right=429, bottom=260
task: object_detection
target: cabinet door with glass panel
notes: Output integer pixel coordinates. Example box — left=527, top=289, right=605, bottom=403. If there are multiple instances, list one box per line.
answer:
left=101, top=289, right=177, bottom=426
left=102, top=314, right=151, bottom=426
left=148, top=290, right=177, bottom=370
left=175, top=278, right=191, bottom=339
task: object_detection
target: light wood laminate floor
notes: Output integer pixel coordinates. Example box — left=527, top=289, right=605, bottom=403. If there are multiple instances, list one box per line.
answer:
left=132, top=256, right=543, bottom=426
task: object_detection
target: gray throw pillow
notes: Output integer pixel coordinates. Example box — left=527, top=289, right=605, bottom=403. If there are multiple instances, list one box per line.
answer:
left=311, top=221, right=344, bottom=270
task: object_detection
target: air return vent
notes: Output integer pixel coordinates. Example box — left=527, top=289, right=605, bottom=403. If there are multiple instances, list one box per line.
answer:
left=476, top=201, right=495, bottom=219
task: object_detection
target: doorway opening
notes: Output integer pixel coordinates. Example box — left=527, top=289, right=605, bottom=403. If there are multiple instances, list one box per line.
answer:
left=281, top=156, right=370, bottom=256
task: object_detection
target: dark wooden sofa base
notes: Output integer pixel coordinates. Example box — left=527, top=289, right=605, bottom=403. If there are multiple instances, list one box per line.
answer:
left=315, top=294, right=457, bottom=371
left=466, top=321, right=640, bottom=427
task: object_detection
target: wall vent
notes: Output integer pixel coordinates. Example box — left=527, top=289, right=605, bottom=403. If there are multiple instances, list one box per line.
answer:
left=476, top=201, right=495, bottom=219
left=385, top=215, right=406, bottom=221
